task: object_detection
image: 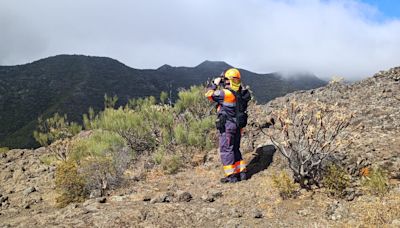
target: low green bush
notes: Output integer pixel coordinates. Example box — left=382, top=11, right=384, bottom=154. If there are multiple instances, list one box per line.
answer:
left=55, top=160, right=87, bottom=207
left=162, top=155, right=182, bottom=174
left=70, top=130, right=132, bottom=193
left=323, top=164, right=351, bottom=197
left=153, top=147, right=166, bottom=165
left=33, top=113, right=82, bottom=147
left=39, top=86, right=218, bottom=207
left=93, top=107, right=157, bottom=154
left=104, top=94, right=118, bottom=109
left=82, top=107, right=97, bottom=130
left=272, top=171, right=299, bottom=199
left=160, top=91, right=169, bottom=105
left=88, top=86, right=215, bottom=155
left=362, top=167, right=390, bottom=197
left=174, top=86, right=212, bottom=119
left=39, top=154, right=58, bottom=166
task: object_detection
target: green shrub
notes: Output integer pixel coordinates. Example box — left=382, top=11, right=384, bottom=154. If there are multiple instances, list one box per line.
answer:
left=174, top=86, right=212, bottom=118
left=174, top=116, right=215, bottom=149
left=92, top=108, right=156, bottom=154
left=153, top=147, right=166, bottom=165
left=39, top=154, right=58, bottom=166
left=160, top=91, right=169, bottom=105
left=174, top=123, right=188, bottom=145
left=323, top=164, right=351, bottom=197
left=162, top=155, right=182, bottom=174
left=70, top=130, right=126, bottom=161
left=33, top=113, right=82, bottom=146
left=272, top=171, right=299, bottom=199
left=104, top=94, right=118, bottom=109
left=82, top=107, right=97, bottom=130
left=187, top=116, right=215, bottom=149
left=362, top=167, right=390, bottom=197
left=55, top=160, right=87, bottom=207
left=70, top=130, right=132, bottom=193
left=126, top=96, right=156, bottom=111
left=51, top=84, right=218, bottom=193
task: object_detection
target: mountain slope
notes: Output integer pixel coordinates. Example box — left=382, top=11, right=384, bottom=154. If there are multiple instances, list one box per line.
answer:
left=0, top=55, right=326, bottom=148
left=0, top=67, right=399, bottom=227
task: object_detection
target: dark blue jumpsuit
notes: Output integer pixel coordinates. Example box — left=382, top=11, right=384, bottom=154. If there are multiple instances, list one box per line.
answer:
left=205, top=84, right=246, bottom=177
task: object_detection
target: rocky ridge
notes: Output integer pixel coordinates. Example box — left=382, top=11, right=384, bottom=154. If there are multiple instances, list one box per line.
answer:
left=252, top=66, right=400, bottom=179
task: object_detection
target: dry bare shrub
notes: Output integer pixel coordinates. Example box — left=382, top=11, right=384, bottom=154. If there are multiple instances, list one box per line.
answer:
left=47, top=139, right=71, bottom=161
left=270, top=99, right=354, bottom=188
left=79, top=157, right=117, bottom=194
left=272, top=171, right=299, bottom=199
left=329, top=76, right=344, bottom=84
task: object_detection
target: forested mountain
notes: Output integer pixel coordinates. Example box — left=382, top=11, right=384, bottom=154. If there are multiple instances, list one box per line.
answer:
left=0, top=55, right=326, bottom=148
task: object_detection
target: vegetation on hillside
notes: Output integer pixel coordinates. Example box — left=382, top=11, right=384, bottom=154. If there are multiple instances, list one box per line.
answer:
left=35, top=85, right=217, bottom=206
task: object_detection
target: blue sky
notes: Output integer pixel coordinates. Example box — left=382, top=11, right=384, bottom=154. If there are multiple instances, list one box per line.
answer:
left=362, top=0, right=400, bottom=19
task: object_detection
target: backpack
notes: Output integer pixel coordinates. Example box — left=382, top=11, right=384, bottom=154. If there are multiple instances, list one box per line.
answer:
left=231, top=88, right=251, bottom=128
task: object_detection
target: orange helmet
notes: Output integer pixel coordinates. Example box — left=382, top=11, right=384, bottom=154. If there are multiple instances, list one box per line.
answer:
left=224, top=68, right=241, bottom=91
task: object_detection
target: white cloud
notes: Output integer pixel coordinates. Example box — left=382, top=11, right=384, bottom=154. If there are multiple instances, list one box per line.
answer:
left=0, top=0, right=399, bottom=79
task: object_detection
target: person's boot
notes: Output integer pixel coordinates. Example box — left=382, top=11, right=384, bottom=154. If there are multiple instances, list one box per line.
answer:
left=220, top=175, right=238, bottom=183
left=239, top=172, right=247, bottom=181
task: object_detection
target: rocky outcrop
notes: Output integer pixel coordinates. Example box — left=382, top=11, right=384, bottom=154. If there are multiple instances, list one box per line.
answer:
left=248, top=66, right=400, bottom=179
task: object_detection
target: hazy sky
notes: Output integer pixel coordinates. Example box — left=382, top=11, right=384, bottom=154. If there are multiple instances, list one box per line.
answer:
left=1, top=0, right=400, bottom=80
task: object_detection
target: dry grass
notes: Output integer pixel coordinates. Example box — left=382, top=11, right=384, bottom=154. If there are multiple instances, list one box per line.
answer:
left=272, top=171, right=299, bottom=199
left=350, top=192, right=400, bottom=226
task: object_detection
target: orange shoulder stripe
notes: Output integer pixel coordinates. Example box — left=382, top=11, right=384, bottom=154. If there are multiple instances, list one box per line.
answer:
left=222, top=89, right=236, bottom=103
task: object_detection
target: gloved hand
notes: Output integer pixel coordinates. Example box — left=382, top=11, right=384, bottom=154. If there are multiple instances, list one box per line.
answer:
left=213, top=77, right=222, bottom=85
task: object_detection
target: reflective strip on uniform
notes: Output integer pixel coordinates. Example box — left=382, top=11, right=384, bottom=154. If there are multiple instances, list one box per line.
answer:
left=223, top=161, right=246, bottom=175
left=222, top=89, right=236, bottom=103
left=234, top=160, right=246, bottom=173
left=236, top=165, right=246, bottom=172
left=205, top=90, right=214, bottom=101
left=222, top=102, right=236, bottom=107
left=221, top=89, right=236, bottom=108
left=223, top=164, right=235, bottom=170
left=223, top=164, right=236, bottom=176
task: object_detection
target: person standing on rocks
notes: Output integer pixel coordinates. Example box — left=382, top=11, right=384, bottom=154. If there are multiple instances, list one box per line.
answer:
left=205, top=68, right=251, bottom=183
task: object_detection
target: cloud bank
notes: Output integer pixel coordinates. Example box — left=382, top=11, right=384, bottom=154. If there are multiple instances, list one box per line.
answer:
left=1, top=0, right=400, bottom=79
